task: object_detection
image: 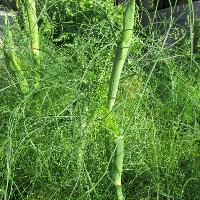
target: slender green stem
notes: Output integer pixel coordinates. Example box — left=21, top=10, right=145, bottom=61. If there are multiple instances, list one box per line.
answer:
left=25, top=0, right=40, bottom=89
left=107, top=1, right=136, bottom=199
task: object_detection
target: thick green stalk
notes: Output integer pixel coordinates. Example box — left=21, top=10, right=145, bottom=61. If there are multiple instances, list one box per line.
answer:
left=108, top=0, right=136, bottom=110
left=25, top=0, right=40, bottom=89
left=3, top=15, right=29, bottom=94
left=107, top=1, right=136, bottom=199
left=111, top=135, right=124, bottom=200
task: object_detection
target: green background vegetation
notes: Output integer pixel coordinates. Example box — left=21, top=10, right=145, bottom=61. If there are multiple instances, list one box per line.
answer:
left=0, top=0, right=200, bottom=199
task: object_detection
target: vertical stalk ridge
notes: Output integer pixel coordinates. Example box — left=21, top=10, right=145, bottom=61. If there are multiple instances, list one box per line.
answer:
left=107, top=1, right=136, bottom=199
left=25, top=0, right=40, bottom=89
left=3, top=15, right=29, bottom=94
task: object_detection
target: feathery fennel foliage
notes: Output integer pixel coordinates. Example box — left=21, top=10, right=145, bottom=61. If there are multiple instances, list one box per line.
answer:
left=3, top=15, right=29, bottom=94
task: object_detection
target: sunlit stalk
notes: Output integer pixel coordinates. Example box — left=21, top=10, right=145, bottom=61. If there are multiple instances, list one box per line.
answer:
left=107, top=0, right=136, bottom=199
left=25, top=0, right=40, bottom=89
